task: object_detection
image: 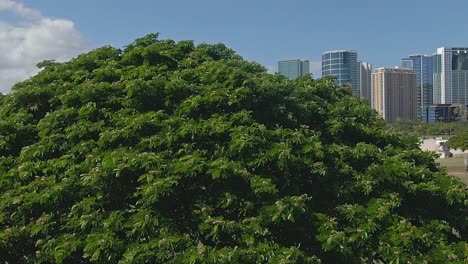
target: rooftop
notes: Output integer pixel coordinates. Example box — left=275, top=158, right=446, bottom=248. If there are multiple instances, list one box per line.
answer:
left=322, top=50, right=357, bottom=55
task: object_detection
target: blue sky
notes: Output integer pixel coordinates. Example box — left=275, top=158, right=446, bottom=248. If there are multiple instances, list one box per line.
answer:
left=0, top=0, right=466, bottom=92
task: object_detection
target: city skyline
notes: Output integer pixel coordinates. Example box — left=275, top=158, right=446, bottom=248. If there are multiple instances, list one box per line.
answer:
left=0, top=0, right=467, bottom=93
left=280, top=47, right=468, bottom=124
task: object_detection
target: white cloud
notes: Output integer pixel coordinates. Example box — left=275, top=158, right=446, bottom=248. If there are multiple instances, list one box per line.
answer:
left=0, top=0, right=89, bottom=93
left=0, top=0, right=42, bottom=19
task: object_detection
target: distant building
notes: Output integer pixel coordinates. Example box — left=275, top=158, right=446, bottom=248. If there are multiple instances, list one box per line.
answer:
left=371, top=68, right=417, bottom=123
left=433, top=47, right=468, bottom=105
left=359, top=61, right=372, bottom=105
left=278, top=59, right=310, bottom=79
left=401, top=55, right=433, bottom=119
left=422, top=104, right=458, bottom=123
left=322, top=50, right=360, bottom=96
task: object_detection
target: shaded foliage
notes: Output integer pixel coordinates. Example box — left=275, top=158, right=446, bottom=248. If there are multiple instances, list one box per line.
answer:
left=0, top=34, right=466, bottom=263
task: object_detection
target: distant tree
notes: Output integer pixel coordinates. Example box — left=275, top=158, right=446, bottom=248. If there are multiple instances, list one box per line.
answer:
left=446, top=131, right=468, bottom=151
left=452, top=104, right=468, bottom=122
left=0, top=34, right=466, bottom=263
left=36, top=60, right=60, bottom=69
left=438, top=122, right=458, bottom=136
left=390, top=120, right=468, bottom=138
left=388, top=119, right=421, bottom=134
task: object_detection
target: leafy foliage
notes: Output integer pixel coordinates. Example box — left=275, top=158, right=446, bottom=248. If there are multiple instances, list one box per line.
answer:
left=446, top=131, right=468, bottom=151
left=0, top=34, right=466, bottom=263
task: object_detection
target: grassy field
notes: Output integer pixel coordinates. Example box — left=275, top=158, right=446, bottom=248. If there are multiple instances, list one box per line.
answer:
left=436, top=157, right=468, bottom=185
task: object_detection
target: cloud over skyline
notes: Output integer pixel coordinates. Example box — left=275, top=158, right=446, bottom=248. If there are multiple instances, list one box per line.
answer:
left=0, top=0, right=88, bottom=93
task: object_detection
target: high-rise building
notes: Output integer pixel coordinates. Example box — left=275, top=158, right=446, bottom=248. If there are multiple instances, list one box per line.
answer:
left=359, top=61, right=372, bottom=105
left=433, top=47, right=468, bottom=105
left=371, top=68, right=417, bottom=123
left=322, top=50, right=360, bottom=96
left=401, top=55, right=433, bottom=120
left=278, top=59, right=310, bottom=79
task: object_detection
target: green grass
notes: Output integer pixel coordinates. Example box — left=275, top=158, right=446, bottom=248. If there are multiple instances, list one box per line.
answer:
left=436, top=157, right=465, bottom=168
left=436, top=157, right=468, bottom=185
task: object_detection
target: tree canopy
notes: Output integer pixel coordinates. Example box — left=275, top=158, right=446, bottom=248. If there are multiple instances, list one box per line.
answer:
left=0, top=34, right=466, bottom=263
left=446, top=131, right=468, bottom=151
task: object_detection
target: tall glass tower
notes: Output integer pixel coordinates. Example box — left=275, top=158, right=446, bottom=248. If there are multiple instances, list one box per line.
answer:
left=401, top=55, right=433, bottom=120
left=433, top=47, right=468, bottom=105
left=322, top=50, right=360, bottom=96
left=278, top=59, right=310, bottom=80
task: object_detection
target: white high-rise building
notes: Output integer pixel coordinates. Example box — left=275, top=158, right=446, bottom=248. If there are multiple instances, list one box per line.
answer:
left=433, top=47, right=468, bottom=105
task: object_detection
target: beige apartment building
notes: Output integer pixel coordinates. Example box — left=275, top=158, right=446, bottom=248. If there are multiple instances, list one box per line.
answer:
left=371, top=68, right=417, bottom=123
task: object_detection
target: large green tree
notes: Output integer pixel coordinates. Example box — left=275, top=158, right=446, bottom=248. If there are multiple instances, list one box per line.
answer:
left=0, top=34, right=466, bottom=263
